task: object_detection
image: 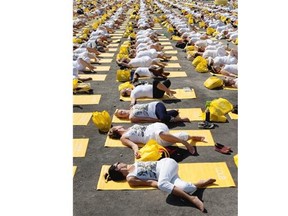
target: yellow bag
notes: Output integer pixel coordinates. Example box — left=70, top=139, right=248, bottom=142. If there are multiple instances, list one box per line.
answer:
left=167, top=26, right=174, bottom=33
left=198, top=21, right=206, bottom=28
left=119, top=45, right=129, bottom=55
left=92, top=110, right=112, bottom=133
left=185, top=45, right=195, bottom=51
left=192, top=56, right=206, bottom=67
left=136, top=139, right=170, bottom=162
left=118, top=82, right=134, bottom=91
left=116, top=69, right=131, bottom=82
left=206, top=27, right=216, bottom=35
left=209, top=98, right=233, bottom=116
left=73, top=78, right=78, bottom=90
left=171, top=35, right=182, bottom=41
left=195, top=61, right=208, bottom=73
left=204, top=76, right=224, bottom=89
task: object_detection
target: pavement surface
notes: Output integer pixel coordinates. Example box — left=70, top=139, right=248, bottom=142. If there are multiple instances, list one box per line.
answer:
left=73, top=11, right=238, bottom=216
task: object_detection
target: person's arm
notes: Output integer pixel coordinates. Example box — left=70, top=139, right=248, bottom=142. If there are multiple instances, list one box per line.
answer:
left=127, top=176, right=158, bottom=188
left=219, top=69, right=238, bottom=77
left=159, top=132, right=195, bottom=154
left=120, top=136, right=140, bottom=158
left=78, top=58, right=96, bottom=71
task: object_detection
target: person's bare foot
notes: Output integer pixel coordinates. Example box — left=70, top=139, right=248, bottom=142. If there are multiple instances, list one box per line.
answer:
left=190, top=196, right=205, bottom=212
left=195, top=178, right=216, bottom=188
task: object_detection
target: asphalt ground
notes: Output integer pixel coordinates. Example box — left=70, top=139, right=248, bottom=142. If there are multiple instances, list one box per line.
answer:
left=73, top=13, right=238, bottom=216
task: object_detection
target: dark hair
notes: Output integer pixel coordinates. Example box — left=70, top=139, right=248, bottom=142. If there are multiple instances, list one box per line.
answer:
left=104, top=164, right=126, bottom=182
left=108, top=128, right=122, bottom=139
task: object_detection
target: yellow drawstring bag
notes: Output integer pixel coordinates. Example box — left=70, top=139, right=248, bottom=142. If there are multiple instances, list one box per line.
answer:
left=204, top=98, right=233, bottom=122
left=73, top=78, right=78, bottom=90
left=92, top=110, right=112, bottom=133
left=199, top=21, right=206, bottom=28
left=204, top=76, right=224, bottom=89
left=136, top=139, right=170, bottom=162
left=215, top=0, right=228, bottom=6
left=192, top=56, right=206, bottom=67
left=118, top=82, right=134, bottom=91
left=116, top=69, right=131, bottom=82
left=206, top=27, right=216, bottom=35
left=167, top=26, right=174, bottom=33
left=119, top=45, right=129, bottom=55
left=171, top=35, right=182, bottom=41
left=185, top=45, right=195, bottom=51
left=195, top=61, right=208, bottom=73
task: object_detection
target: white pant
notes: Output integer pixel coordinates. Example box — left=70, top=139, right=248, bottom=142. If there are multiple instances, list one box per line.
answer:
left=157, top=158, right=197, bottom=194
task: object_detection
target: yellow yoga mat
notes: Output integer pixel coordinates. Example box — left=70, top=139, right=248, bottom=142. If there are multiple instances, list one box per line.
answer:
left=73, top=112, right=92, bottom=125
left=159, top=38, right=169, bottom=41
left=110, top=33, right=123, bottom=36
left=160, top=42, right=172, bottom=45
left=111, top=36, right=122, bottom=39
left=115, top=30, right=124, bottom=33
left=139, top=71, right=187, bottom=79
left=108, top=48, right=118, bottom=52
left=73, top=95, right=101, bottom=105
left=73, top=166, right=77, bottom=178
left=99, top=58, right=112, bottom=63
left=223, top=86, right=238, bottom=91
left=99, top=53, right=115, bottom=57
left=163, top=46, right=174, bottom=50
left=94, top=66, right=111, bottom=71
left=112, top=108, right=203, bottom=123
left=78, top=74, right=107, bottom=81
left=153, top=27, right=163, bottom=30
left=107, top=43, right=119, bottom=48
left=165, top=50, right=177, bottom=54
left=96, top=162, right=235, bottom=190
left=169, top=56, right=178, bottom=61
left=112, top=39, right=121, bottom=43
left=228, top=112, right=238, bottom=120
left=73, top=138, right=89, bottom=157
left=234, top=154, right=238, bottom=168
left=120, top=88, right=196, bottom=101
left=165, top=63, right=181, bottom=68
left=104, top=129, right=214, bottom=147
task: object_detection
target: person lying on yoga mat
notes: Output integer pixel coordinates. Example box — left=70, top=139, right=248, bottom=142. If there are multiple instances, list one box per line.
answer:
left=108, top=122, right=205, bottom=158
left=120, top=79, right=176, bottom=107
left=131, top=66, right=170, bottom=83
left=104, top=158, right=216, bottom=213
left=114, top=101, right=190, bottom=123
left=211, top=64, right=238, bottom=78
left=116, top=56, right=167, bottom=69
left=128, top=48, right=172, bottom=61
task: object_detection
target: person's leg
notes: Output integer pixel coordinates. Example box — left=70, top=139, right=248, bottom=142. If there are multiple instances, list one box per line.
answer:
left=156, top=80, right=176, bottom=97
left=155, top=102, right=172, bottom=123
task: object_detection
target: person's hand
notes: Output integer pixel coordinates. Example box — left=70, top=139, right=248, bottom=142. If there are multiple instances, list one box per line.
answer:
left=134, top=151, right=141, bottom=159
left=192, top=136, right=205, bottom=142
left=187, top=145, right=195, bottom=155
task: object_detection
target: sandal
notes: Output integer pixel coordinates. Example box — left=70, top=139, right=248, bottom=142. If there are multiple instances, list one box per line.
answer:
left=215, top=143, right=233, bottom=153
left=198, top=121, right=214, bottom=129
left=215, top=146, right=230, bottom=154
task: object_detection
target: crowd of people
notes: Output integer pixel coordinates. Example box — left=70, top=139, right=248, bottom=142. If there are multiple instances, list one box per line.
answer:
left=73, top=0, right=237, bottom=213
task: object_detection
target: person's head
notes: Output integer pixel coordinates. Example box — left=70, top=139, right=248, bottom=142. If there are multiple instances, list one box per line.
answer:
left=114, top=109, right=130, bottom=119
left=223, top=77, right=235, bottom=86
left=120, top=88, right=132, bottom=97
left=108, top=126, right=125, bottom=139
left=104, top=162, right=126, bottom=182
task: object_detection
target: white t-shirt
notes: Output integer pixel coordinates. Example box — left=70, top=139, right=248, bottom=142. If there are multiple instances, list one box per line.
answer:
left=130, top=102, right=158, bottom=119
left=129, top=56, right=155, bottom=67
left=130, top=84, right=153, bottom=99
left=134, top=67, right=153, bottom=77
left=122, top=122, right=169, bottom=144
left=136, top=49, right=158, bottom=59
left=213, top=55, right=238, bottom=66
left=223, top=64, right=238, bottom=74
